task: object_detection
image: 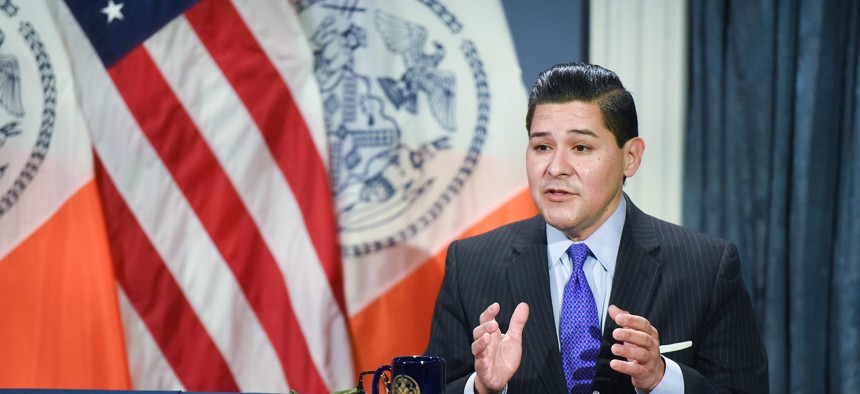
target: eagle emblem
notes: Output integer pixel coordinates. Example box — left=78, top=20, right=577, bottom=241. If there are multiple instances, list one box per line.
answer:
left=374, top=10, right=456, bottom=132
left=296, top=0, right=488, bottom=256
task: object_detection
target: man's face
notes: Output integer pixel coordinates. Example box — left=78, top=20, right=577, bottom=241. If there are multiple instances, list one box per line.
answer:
left=526, top=101, right=643, bottom=241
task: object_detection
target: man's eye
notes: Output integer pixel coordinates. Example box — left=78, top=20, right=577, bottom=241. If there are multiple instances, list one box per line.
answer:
left=535, top=144, right=550, bottom=151
left=573, top=145, right=589, bottom=152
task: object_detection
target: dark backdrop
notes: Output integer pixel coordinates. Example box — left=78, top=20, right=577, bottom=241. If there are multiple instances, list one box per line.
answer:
left=685, top=0, right=860, bottom=392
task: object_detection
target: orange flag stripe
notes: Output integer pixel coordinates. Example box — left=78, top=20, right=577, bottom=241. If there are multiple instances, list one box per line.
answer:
left=349, top=188, right=537, bottom=373
left=0, top=180, right=130, bottom=389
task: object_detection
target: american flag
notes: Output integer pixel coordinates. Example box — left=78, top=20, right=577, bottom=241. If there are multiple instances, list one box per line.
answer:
left=56, top=0, right=351, bottom=391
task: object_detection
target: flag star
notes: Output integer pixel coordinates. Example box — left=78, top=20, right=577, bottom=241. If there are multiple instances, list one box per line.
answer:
left=101, top=0, right=125, bottom=24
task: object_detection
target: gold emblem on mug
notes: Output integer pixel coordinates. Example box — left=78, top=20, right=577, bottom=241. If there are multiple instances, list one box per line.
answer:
left=391, top=374, right=420, bottom=394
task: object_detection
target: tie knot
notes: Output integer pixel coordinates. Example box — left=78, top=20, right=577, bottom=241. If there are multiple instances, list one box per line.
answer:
left=567, top=243, right=590, bottom=271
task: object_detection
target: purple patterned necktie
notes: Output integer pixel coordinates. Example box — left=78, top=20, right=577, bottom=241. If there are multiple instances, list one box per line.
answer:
left=560, top=243, right=601, bottom=393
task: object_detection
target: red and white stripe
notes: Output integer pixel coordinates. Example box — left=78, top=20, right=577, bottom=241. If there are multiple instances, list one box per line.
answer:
left=50, top=1, right=353, bottom=392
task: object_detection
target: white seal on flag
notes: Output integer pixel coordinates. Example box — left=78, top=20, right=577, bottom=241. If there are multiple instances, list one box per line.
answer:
left=297, top=0, right=490, bottom=257
left=0, top=1, right=57, bottom=219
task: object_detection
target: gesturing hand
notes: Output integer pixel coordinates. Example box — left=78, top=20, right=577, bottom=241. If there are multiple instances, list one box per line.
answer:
left=471, top=302, right=530, bottom=394
left=608, top=304, right=665, bottom=391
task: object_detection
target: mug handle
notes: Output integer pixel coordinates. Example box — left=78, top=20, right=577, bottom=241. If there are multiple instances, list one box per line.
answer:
left=371, top=364, right=392, bottom=394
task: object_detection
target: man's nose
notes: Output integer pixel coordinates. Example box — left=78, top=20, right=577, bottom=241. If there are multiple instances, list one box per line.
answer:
left=546, top=150, right=573, bottom=177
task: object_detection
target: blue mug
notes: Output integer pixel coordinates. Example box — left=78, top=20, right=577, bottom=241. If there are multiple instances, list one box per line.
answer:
left=371, top=355, right=445, bottom=394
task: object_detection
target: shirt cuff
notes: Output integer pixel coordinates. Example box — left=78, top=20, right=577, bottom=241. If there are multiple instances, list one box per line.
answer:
left=464, top=372, right=508, bottom=394
left=464, top=373, right=476, bottom=394
left=636, top=355, right=684, bottom=394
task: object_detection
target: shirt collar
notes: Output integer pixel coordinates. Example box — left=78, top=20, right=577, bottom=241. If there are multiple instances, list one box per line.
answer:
left=546, top=196, right=627, bottom=272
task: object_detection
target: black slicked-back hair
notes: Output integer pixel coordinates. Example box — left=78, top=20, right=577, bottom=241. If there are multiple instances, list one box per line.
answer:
left=525, top=62, right=638, bottom=147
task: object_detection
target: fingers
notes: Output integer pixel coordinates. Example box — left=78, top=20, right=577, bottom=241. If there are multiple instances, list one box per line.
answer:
left=472, top=302, right=530, bottom=353
left=479, top=302, right=500, bottom=325
left=471, top=330, right=493, bottom=358
left=613, top=324, right=658, bottom=349
left=609, top=304, right=659, bottom=346
left=611, top=339, right=653, bottom=362
left=471, top=303, right=505, bottom=376
left=614, top=312, right=657, bottom=336
left=610, top=353, right=666, bottom=391
left=473, top=303, right=501, bottom=341
left=609, top=305, right=655, bottom=333
left=472, top=302, right=530, bottom=343
left=607, top=304, right=664, bottom=390
left=609, top=358, right=649, bottom=376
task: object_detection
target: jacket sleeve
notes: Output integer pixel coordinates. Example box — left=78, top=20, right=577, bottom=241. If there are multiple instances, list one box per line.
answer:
left=678, top=242, right=769, bottom=393
left=425, top=239, right=475, bottom=393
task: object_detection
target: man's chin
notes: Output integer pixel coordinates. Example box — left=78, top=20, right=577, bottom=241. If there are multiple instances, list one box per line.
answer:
left=539, top=209, right=580, bottom=232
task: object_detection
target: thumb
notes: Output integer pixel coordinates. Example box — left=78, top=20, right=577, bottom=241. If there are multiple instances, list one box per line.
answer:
left=608, top=304, right=630, bottom=322
left=506, top=302, right=530, bottom=341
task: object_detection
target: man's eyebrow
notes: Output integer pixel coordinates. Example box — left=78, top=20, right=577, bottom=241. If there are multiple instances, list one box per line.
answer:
left=568, top=128, right=599, bottom=138
left=528, top=129, right=599, bottom=139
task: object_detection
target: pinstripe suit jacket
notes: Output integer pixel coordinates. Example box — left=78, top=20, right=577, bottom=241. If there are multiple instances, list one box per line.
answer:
left=426, top=197, right=768, bottom=393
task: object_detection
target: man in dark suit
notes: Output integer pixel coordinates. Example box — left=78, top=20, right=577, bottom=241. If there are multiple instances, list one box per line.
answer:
left=425, top=63, right=768, bottom=393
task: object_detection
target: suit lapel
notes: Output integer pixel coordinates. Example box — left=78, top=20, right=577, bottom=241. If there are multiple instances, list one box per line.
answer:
left=609, top=199, right=662, bottom=318
left=506, top=216, right=567, bottom=392
left=593, top=197, right=663, bottom=392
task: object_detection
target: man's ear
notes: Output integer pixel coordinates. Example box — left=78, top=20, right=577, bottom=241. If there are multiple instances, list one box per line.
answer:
left=622, top=137, right=645, bottom=178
